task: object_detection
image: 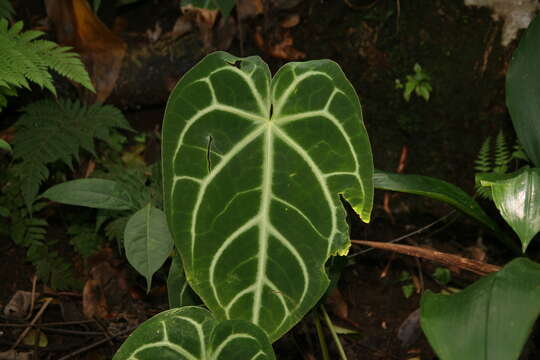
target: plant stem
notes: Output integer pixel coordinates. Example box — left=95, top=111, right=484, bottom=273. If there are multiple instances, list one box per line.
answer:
left=313, top=310, right=330, bottom=360
left=320, top=305, right=348, bottom=360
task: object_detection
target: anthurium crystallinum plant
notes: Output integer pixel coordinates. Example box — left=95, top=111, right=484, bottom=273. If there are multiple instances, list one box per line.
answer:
left=112, top=52, right=374, bottom=358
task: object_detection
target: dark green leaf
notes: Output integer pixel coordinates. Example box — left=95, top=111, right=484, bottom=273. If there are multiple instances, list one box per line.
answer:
left=481, top=168, right=540, bottom=251
left=124, top=205, right=173, bottom=291
left=113, top=307, right=276, bottom=360
left=421, top=258, right=540, bottom=360
left=162, top=51, right=373, bottom=341
left=167, top=251, right=201, bottom=308
left=0, top=138, right=11, bottom=152
left=42, top=179, right=135, bottom=210
left=373, top=170, right=504, bottom=239
left=506, top=14, right=540, bottom=166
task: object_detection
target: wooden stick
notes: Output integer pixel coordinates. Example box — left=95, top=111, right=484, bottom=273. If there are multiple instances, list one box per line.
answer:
left=351, top=240, right=501, bottom=276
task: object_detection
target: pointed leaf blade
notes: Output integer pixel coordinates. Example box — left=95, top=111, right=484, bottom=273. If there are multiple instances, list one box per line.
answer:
left=506, top=14, right=540, bottom=167
left=373, top=170, right=508, bottom=241
left=421, top=258, right=540, bottom=360
left=162, top=52, right=373, bottom=341
left=113, top=307, right=276, bottom=360
left=167, top=251, right=201, bottom=308
left=124, top=205, right=174, bottom=291
left=42, top=179, right=135, bottom=210
left=485, top=168, right=540, bottom=251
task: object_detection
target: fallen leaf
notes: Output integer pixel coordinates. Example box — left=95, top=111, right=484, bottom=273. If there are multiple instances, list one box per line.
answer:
left=181, top=4, right=219, bottom=49
left=22, top=329, right=48, bottom=348
left=168, top=16, right=193, bottom=40
left=237, top=0, right=263, bottom=20
left=325, top=288, right=348, bottom=321
left=255, top=27, right=305, bottom=60
left=45, top=0, right=127, bottom=103
left=397, top=308, right=421, bottom=348
left=280, top=14, right=300, bottom=28
left=3, top=291, right=35, bottom=319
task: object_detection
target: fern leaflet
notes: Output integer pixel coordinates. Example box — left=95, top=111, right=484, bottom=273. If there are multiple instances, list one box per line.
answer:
left=0, top=19, right=95, bottom=95
left=0, top=0, right=14, bottom=20
left=12, top=98, right=132, bottom=208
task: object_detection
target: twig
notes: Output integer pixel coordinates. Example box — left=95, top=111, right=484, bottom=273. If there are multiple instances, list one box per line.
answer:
left=57, top=327, right=136, bottom=360
left=351, top=240, right=501, bottom=276
left=349, top=211, right=456, bottom=257
left=320, top=305, right=347, bottom=360
left=11, top=298, right=53, bottom=350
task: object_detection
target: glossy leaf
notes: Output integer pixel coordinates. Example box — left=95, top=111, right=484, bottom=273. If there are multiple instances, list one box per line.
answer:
left=373, top=170, right=503, bottom=237
left=162, top=51, right=373, bottom=341
left=481, top=168, right=540, bottom=251
left=168, top=251, right=201, bottom=308
left=42, top=179, right=135, bottom=210
left=421, top=257, right=540, bottom=360
left=0, top=138, right=10, bottom=152
left=124, top=204, right=174, bottom=291
left=506, top=14, right=540, bottom=166
left=113, top=307, right=276, bottom=360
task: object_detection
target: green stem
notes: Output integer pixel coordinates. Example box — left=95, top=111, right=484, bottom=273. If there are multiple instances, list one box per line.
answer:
left=320, top=304, right=348, bottom=360
left=313, top=310, right=330, bottom=360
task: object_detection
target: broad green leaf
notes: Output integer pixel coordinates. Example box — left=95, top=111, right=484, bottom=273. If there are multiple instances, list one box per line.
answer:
left=162, top=51, right=373, bottom=341
left=481, top=168, right=540, bottom=251
left=506, top=14, right=540, bottom=166
left=113, top=307, right=276, bottom=360
left=182, top=0, right=236, bottom=17
left=0, top=138, right=10, bottom=152
left=373, top=170, right=509, bottom=244
left=421, top=257, right=540, bottom=360
left=42, top=179, right=135, bottom=210
left=124, top=204, right=174, bottom=291
left=168, top=251, right=201, bottom=308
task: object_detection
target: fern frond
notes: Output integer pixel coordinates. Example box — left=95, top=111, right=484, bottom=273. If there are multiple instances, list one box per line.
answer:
left=0, top=0, right=14, bottom=20
left=474, top=136, right=492, bottom=173
left=512, top=140, right=531, bottom=163
left=0, top=19, right=95, bottom=94
left=68, top=224, right=103, bottom=258
left=12, top=98, right=130, bottom=208
left=494, top=130, right=511, bottom=173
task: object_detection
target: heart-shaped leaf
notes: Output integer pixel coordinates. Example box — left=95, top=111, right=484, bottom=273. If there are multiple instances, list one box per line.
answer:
left=168, top=251, right=201, bottom=308
left=481, top=168, right=540, bottom=251
left=113, top=306, right=276, bottom=360
left=124, top=204, right=174, bottom=291
left=506, top=13, right=540, bottom=166
left=42, top=179, right=135, bottom=210
left=421, top=257, right=540, bottom=360
left=162, top=51, right=373, bottom=340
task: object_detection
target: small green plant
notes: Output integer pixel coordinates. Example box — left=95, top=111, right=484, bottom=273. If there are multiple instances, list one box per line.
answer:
left=395, top=63, right=432, bottom=102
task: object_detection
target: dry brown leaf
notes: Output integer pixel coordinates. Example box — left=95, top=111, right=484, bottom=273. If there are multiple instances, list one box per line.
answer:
left=237, top=0, right=263, bottom=20
left=3, top=291, right=35, bottom=319
left=45, top=0, right=127, bottom=103
left=325, top=287, right=349, bottom=321
left=280, top=14, right=300, bottom=28
left=255, top=27, right=305, bottom=60
left=168, top=16, right=193, bottom=40
left=0, top=350, right=32, bottom=360
left=83, top=257, right=131, bottom=319
left=180, top=5, right=220, bottom=49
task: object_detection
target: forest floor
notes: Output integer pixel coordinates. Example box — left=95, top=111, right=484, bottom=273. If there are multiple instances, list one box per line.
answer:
left=1, top=0, right=540, bottom=359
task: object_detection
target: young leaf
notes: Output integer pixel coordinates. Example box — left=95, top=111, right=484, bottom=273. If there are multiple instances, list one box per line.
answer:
left=113, top=307, right=276, bottom=360
left=421, top=257, right=540, bottom=360
left=162, top=51, right=373, bottom=341
left=167, top=251, right=201, bottom=308
left=481, top=168, right=540, bottom=252
left=0, top=138, right=11, bottom=152
left=124, top=204, right=173, bottom=292
left=42, top=179, right=135, bottom=210
left=506, top=14, right=540, bottom=167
